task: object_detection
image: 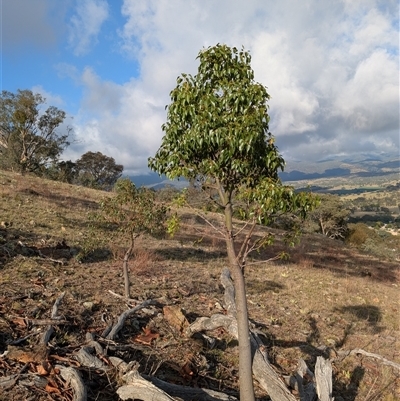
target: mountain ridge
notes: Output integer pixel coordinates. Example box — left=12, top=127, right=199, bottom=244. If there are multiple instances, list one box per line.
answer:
left=129, top=156, right=399, bottom=188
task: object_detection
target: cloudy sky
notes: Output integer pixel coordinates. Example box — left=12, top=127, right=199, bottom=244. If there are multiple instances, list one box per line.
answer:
left=2, top=0, right=399, bottom=175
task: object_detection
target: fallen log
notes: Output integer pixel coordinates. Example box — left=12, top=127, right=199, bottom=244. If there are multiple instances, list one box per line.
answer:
left=337, top=348, right=400, bottom=371
left=74, top=347, right=108, bottom=370
left=56, top=365, right=87, bottom=401
left=143, top=375, right=239, bottom=401
left=288, top=358, right=316, bottom=401
left=187, top=314, right=238, bottom=338
left=110, top=356, right=237, bottom=401
left=250, top=335, right=297, bottom=401
left=105, top=299, right=155, bottom=340
left=110, top=357, right=176, bottom=401
left=315, top=357, right=333, bottom=401
left=41, top=292, right=65, bottom=346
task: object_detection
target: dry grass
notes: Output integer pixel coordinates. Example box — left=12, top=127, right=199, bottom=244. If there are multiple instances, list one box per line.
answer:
left=0, top=169, right=399, bottom=400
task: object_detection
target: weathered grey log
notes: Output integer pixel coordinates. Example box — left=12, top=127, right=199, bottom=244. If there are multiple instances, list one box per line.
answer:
left=220, top=268, right=236, bottom=316
left=315, top=357, right=333, bottom=401
left=250, top=336, right=297, bottom=401
left=144, top=375, right=239, bottom=401
left=110, top=356, right=236, bottom=401
left=41, top=292, right=65, bottom=345
left=51, top=292, right=66, bottom=318
left=74, top=347, right=107, bottom=370
left=117, top=383, right=176, bottom=401
left=338, top=348, right=400, bottom=370
left=109, top=358, right=176, bottom=401
left=106, top=299, right=154, bottom=340
left=56, top=365, right=87, bottom=401
left=283, top=359, right=316, bottom=401
left=186, top=314, right=238, bottom=338
left=85, top=332, right=105, bottom=355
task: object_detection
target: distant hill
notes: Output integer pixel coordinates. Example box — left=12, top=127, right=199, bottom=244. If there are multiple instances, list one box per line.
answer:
left=279, top=168, right=351, bottom=181
left=128, top=171, right=187, bottom=189
left=128, top=155, right=399, bottom=187
left=282, top=155, right=399, bottom=182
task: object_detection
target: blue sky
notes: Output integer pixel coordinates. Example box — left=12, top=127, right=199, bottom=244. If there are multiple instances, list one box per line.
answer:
left=1, top=0, right=399, bottom=175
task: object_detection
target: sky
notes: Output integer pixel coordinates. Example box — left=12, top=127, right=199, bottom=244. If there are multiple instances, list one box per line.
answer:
left=1, top=0, right=399, bottom=176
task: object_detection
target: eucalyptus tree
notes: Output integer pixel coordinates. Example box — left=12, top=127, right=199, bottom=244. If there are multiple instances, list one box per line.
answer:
left=307, top=194, right=350, bottom=239
left=0, top=90, right=71, bottom=174
left=76, top=151, right=123, bottom=190
left=149, top=44, right=317, bottom=401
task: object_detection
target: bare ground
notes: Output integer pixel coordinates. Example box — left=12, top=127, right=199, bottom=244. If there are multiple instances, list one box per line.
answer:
left=0, top=170, right=399, bottom=400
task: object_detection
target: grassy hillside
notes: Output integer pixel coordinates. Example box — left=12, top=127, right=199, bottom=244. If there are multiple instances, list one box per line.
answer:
left=0, top=170, right=399, bottom=400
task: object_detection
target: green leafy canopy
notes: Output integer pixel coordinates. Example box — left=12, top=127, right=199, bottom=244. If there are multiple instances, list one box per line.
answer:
left=149, top=44, right=285, bottom=191
left=0, top=90, right=71, bottom=174
left=149, top=44, right=317, bottom=222
left=99, top=178, right=167, bottom=239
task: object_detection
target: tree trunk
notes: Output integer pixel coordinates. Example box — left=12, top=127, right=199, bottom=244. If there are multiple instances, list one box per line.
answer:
left=221, top=193, right=255, bottom=401
left=226, top=236, right=255, bottom=401
left=123, top=235, right=135, bottom=298
left=319, top=218, right=326, bottom=236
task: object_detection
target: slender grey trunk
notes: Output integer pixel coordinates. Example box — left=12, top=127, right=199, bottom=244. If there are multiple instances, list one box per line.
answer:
left=123, top=235, right=135, bottom=298
left=224, top=197, right=255, bottom=401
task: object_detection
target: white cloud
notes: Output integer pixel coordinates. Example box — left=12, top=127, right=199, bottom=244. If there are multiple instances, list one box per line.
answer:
left=63, top=67, right=167, bottom=174
left=31, top=85, right=65, bottom=107
left=333, top=50, right=399, bottom=132
left=64, top=0, right=398, bottom=173
left=55, top=63, right=80, bottom=82
left=68, top=0, right=109, bottom=56
left=349, top=8, right=398, bottom=56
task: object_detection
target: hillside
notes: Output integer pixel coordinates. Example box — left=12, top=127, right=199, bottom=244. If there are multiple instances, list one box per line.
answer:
left=129, top=156, right=400, bottom=191
left=0, top=170, right=399, bottom=401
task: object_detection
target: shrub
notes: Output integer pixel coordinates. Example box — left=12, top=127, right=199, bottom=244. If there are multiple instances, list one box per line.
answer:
left=346, top=223, right=379, bottom=247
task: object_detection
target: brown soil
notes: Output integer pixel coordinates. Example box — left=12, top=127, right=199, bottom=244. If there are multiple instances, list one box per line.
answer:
left=0, top=170, right=399, bottom=400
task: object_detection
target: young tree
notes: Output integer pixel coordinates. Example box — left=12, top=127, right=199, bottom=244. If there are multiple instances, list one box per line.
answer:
left=149, top=44, right=317, bottom=401
left=76, top=151, right=123, bottom=190
left=0, top=90, right=71, bottom=174
left=98, top=178, right=167, bottom=298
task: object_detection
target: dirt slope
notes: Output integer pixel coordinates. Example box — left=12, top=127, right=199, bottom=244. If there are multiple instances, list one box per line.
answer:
left=0, top=170, right=399, bottom=400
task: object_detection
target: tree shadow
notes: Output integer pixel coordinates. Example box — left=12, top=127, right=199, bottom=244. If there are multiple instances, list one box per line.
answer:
left=334, top=304, right=384, bottom=333
left=0, top=223, right=114, bottom=267
left=246, top=279, right=285, bottom=293
left=154, top=246, right=226, bottom=262
left=253, top=232, right=400, bottom=284
left=18, top=187, right=99, bottom=211
left=0, top=226, right=74, bottom=268
left=78, top=247, right=113, bottom=263
left=306, top=315, right=321, bottom=345
left=333, top=365, right=365, bottom=401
